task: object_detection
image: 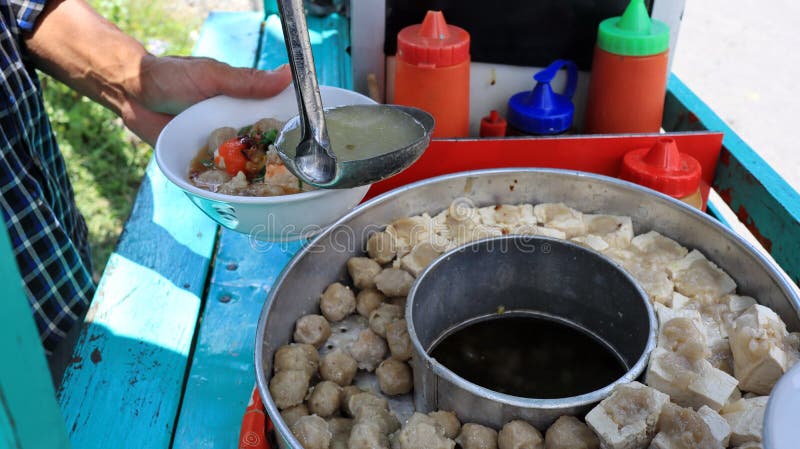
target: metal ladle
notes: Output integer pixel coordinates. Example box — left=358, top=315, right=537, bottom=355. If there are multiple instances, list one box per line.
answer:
left=275, top=0, right=434, bottom=189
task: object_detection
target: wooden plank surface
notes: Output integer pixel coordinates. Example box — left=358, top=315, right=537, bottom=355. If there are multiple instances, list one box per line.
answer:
left=194, top=11, right=264, bottom=69
left=664, top=74, right=800, bottom=283
left=58, top=161, right=218, bottom=449
left=171, top=232, right=303, bottom=449
left=172, top=11, right=351, bottom=448
left=257, top=12, right=353, bottom=88
left=0, top=226, right=71, bottom=449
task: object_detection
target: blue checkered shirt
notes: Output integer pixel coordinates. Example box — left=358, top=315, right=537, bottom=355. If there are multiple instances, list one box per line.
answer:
left=1, top=0, right=95, bottom=354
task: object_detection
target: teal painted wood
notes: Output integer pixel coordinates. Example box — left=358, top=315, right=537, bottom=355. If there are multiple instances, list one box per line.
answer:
left=171, top=232, right=303, bottom=449
left=171, top=11, right=352, bottom=447
left=257, top=12, right=353, bottom=88
left=194, top=11, right=265, bottom=69
left=0, top=226, right=71, bottom=449
left=58, top=161, right=218, bottom=449
left=664, top=74, right=800, bottom=283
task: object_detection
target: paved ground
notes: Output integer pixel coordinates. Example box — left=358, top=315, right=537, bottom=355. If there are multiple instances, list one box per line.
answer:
left=672, top=0, right=800, bottom=191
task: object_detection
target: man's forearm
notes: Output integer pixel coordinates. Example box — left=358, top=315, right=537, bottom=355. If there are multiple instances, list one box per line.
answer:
left=24, top=0, right=148, bottom=118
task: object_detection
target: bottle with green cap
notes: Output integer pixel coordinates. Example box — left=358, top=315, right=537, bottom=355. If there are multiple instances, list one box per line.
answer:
left=584, top=0, right=671, bottom=133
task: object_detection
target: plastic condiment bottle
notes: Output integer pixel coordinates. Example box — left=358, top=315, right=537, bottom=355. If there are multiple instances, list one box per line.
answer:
left=394, top=10, right=470, bottom=138
left=506, top=59, right=577, bottom=136
left=479, top=110, right=507, bottom=137
left=619, top=138, right=703, bottom=209
left=584, top=0, right=670, bottom=133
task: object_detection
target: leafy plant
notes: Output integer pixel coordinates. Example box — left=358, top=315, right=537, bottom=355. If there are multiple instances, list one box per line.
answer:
left=40, top=0, right=201, bottom=279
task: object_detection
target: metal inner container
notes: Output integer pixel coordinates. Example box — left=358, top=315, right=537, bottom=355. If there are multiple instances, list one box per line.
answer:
left=407, top=235, right=657, bottom=429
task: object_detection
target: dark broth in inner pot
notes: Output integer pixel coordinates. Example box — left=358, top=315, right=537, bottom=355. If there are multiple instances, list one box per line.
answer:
left=428, top=314, right=627, bottom=399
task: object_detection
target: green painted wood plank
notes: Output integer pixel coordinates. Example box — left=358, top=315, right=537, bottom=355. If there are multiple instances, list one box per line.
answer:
left=664, top=74, right=800, bottom=284
left=257, top=12, right=353, bottom=88
left=58, top=161, right=218, bottom=449
left=172, top=11, right=352, bottom=447
left=194, top=11, right=265, bottom=69
left=0, top=226, right=71, bottom=449
left=172, top=232, right=303, bottom=449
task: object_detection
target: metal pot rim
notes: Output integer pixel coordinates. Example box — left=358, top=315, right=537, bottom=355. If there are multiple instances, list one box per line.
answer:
left=255, top=167, right=800, bottom=448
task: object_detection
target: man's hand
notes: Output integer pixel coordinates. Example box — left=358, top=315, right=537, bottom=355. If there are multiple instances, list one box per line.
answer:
left=25, top=0, right=291, bottom=146
left=122, top=57, right=291, bottom=145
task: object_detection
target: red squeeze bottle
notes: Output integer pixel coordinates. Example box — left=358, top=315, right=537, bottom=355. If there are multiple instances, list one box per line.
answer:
left=479, top=110, right=507, bottom=137
left=584, top=0, right=670, bottom=133
left=394, top=11, right=470, bottom=138
left=619, top=138, right=703, bottom=209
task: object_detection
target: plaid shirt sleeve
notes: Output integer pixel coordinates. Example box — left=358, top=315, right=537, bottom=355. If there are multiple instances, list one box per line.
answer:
left=1, top=0, right=96, bottom=355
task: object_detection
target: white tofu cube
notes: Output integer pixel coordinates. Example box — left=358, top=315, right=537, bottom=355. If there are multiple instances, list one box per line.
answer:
left=687, top=359, right=741, bottom=411
left=533, top=203, right=586, bottom=238
left=649, top=403, right=726, bottom=449
left=585, top=382, right=669, bottom=449
left=729, top=305, right=796, bottom=395
left=629, top=231, right=688, bottom=269
left=625, top=264, right=674, bottom=305
left=720, top=396, right=769, bottom=446
left=697, top=405, right=731, bottom=447
left=583, top=214, right=634, bottom=249
left=400, top=242, right=442, bottom=277
left=571, top=234, right=610, bottom=252
left=646, top=348, right=739, bottom=411
left=667, top=250, right=737, bottom=301
left=670, top=292, right=693, bottom=309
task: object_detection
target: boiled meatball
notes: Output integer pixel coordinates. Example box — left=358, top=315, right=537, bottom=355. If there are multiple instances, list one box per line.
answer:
left=207, top=126, right=237, bottom=155
left=274, top=343, right=319, bottom=375
left=269, top=369, right=311, bottom=409
left=280, top=404, right=309, bottom=427
left=346, top=391, right=389, bottom=418
left=327, top=417, right=354, bottom=449
left=498, top=420, right=543, bottom=449
left=252, top=117, right=284, bottom=134
left=308, top=380, right=343, bottom=418
left=348, top=329, right=388, bottom=371
left=319, top=348, right=358, bottom=386
left=544, top=416, right=599, bottom=449
left=376, top=359, right=413, bottom=395
left=428, top=411, right=461, bottom=439
left=357, top=288, right=386, bottom=317
left=374, top=268, right=415, bottom=297
left=397, top=413, right=455, bottom=449
left=291, top=414, right=332, bottom=449
left=386, top=319, right=413, bottom=361
left=294, top=314, right=331, bottom=348
left=388, top=297, right=407, bottom=309
left=457, top=423, right=498, bottom=449
left=320, top=282, right=356, bottom=322
left=367, top=231, right=396, bottom=264
left=352, top=407, right=401, bottom=437
left=369, top=303, right=403, bottom=337
left=348, top=257, right=383, bottom=290
left=340, top=386, right=364, bottom=415
left=349, top=421, right=390, bottom=449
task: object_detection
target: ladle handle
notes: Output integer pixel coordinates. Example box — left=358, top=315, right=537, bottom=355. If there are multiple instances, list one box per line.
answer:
left=276, top=0, right=331, bottom=156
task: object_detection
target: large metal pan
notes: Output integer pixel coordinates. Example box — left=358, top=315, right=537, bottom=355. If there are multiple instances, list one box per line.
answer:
left=255, top=168, right=800, bottom=449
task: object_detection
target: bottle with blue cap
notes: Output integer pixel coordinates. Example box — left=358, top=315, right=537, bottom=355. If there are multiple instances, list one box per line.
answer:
left=507, top=60, right=578, bottom=136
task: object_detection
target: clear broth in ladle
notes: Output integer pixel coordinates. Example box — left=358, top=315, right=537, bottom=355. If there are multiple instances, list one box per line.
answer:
left=277, top=106, right=425, bottom=162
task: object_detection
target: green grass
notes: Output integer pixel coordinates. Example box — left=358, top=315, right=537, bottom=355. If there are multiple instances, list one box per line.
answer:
left=41, top=0, right=201, bottom=280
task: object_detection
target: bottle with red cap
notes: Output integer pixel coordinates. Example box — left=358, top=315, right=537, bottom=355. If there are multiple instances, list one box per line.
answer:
left=394, top=10, right=470, bottom=138
left=619, top=138, right=703, bottom=209
left=479, top=110, right=507, bottom=137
